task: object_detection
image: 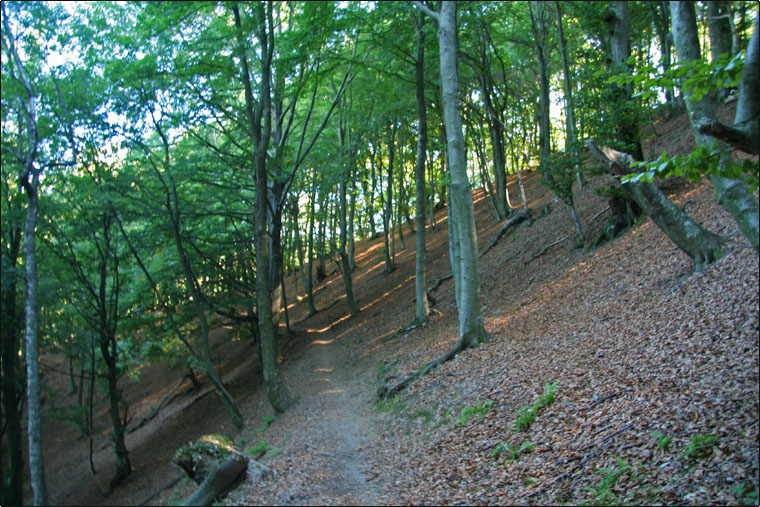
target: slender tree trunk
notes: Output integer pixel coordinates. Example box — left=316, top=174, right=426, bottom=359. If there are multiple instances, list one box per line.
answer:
left=383, top=122, right=396, bottom=272
left=305, top=180, right=317, bottom=314
left=531, top=1, right=552, bottom=166
left=233, top=1, right=293, bottom=413
left=414, top=9, right=430, bottom=324
left=23, top=176, right=49, bottom=506
left=555, top=0, right=583, bottom=188
left=671, top=2, right=759, bottom=253
left=338, top=122, right=359, bottom=316
left=436, top=1, right=488, bottom=347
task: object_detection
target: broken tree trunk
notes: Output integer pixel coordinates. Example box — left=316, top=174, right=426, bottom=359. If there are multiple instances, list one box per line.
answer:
left=586, top=139, right=727, bottom=271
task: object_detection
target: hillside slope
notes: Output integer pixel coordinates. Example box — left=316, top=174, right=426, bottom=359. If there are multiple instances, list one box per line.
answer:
left=33, top=105, right=758, bottom=506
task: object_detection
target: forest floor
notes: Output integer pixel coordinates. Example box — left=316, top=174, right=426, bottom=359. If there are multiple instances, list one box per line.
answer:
left=31, top=102, right=758, bottom=506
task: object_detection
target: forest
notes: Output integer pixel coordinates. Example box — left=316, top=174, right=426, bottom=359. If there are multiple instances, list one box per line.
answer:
left=1, top=1, right=758, bottom=505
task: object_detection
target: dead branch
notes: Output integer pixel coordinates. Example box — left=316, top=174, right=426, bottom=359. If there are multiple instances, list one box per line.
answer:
left=480, top=209, right=532, bottom=257
left=524, top=422, right=634, bottom=498
left=589, top=388, right=633, bottom=409
left=377, top=346, right=461, bottom=399
left=138, top=474, right=185, bottom=506
left=525, top=233, right=573, bottom=264
left=590, top=206, right=612, bottom=223
left=380, top=321, right=425, bottom=343
left=128, top=376, right=187, bottom=434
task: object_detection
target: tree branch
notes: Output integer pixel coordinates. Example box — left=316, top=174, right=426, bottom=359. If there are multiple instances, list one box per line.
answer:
left=696, top=118, right=759, bottom=155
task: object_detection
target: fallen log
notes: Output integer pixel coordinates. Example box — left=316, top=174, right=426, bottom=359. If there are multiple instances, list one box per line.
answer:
left=183, top=454, right=248, bottom=506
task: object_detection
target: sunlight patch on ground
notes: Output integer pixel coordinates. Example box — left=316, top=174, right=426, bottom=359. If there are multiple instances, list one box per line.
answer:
left=359, top=281, right=406, bottom=312
left=314, top=368, right=334, bottom=373
left=318, top=389, right=345, bottom=395
left=311, top=339, right=336, bottom=345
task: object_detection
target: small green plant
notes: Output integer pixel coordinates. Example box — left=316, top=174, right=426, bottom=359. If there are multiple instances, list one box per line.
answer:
left=651, top=431, right=673, bottom=452
left=730, top=482, right=759, bottom=505
left=684, top=433, right=717, bottom=460
left=453, top=400, right=495, bottom=428
left=515, top=382, right=557, bottom=432
left=245, top=439, right=271, bottom=458
left=374, top=394, right=405, bottom=413
left=581, top=456, right=632, bottom=506
left=412, top=409, right=433, bottom=426
left=491, top=440, right=535, bottom=463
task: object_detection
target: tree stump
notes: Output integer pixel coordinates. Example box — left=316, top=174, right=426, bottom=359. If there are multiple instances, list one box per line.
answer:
left=173, top=433, right=250, bottom=506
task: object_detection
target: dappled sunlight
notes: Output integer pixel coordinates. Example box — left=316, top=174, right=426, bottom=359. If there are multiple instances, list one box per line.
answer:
left=317, top=389, right=344, bottom=395
left=305, top=311, right=352, bottom=335
left=359, top=281, right=406, bottom=313
left=314, top=368, right=334, bottom=373
left=311, top=338, right=336, bottom=345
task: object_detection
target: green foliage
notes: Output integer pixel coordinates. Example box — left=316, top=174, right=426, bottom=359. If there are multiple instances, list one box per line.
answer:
left=374, top=394, right=405, bottom=414
left=516, top=382, right=557, bottom=432
left=539, top=143, right=584, bottom=205
left=244, top=439, right=271, bottom=458
left=608, top=52, right=744, bottom=104
left=684, top=434, right=717, bottom=461
left=453, top=400, right=495, bottom=428
left=490, top=440, right=535, bottom=464
left=730, top=482, right=759, bottom=505
left=622, top=146, right=758, bottom=192
left=650, top=431, right=672, bottom=453
left=412, top=409, right=433, bottom=426
left=581, top=456, right=633, bottom=506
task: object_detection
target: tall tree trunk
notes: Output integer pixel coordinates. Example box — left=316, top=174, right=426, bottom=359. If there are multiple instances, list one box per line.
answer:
left=555, top=0, right=583, bottom=188
left=233, top=1, right=293, bottom=413
left=24, top=175, right=49, bottom=506
left=479, top=33, right=509, bottom=220
left=671, top=2, right=759, bottom=253
left=414, top=9, right=430, bottom=324
left=649, top=1, right=677, bottom=107
left=531, top=1, right=552, bottom=166
left=383, top=122, right=396, bottom=272
left=436, top=1, right=488, bottom=348
left=305, top=180, right=317, bottom=315
left=337, top=122, right=359, bottom=316
left=607, top=0, right=644, bottom=161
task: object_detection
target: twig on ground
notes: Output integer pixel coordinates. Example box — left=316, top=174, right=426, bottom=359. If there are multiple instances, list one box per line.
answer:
left=589, top=388, right=633, bottom=409
left=525, top=233, right=573, bottom=264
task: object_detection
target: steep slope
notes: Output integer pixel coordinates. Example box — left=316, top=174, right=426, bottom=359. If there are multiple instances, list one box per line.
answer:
left=32, top=104, right=758, bottom=506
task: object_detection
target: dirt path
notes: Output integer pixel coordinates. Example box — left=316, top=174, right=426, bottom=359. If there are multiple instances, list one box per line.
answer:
left=212, top=295, right=397, bottom=506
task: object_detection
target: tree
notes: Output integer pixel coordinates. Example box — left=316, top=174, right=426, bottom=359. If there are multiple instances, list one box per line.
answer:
left=1, top=4, right=52, bottom=502
left=233, top=1, right=294, bottom=413
left=670, top=1, right=758, bottom=253
left=413, top=7, right=431, bottom=324
left=380, top=0, right=489, bottom=399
